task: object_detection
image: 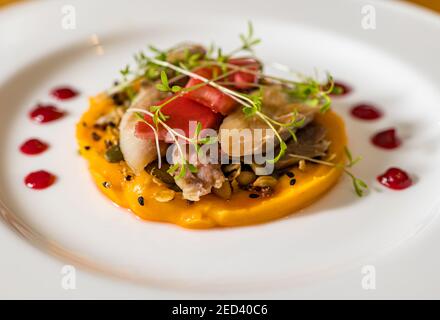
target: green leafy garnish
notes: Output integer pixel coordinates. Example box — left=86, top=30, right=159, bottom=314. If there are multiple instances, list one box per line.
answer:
left=287, top=74, right=334, bottom=113
left=239, top=21, right=262, bottom=53
left=179, top=49, right=203, bottom=70
left=242, top=89, right=263, bottom=118
left=344, top=146, right=362, bottom=168
left=342, top=147, right=367, bottom=197
left=156, top=70, right=182, bottom=93
left=120, top=65, right=131, bottom=79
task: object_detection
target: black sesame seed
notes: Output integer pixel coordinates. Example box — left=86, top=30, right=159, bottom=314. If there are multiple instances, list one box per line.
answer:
left=84, top=146, right=91, bottom=151
left=92, top=132, right=101, bottom=141
left=249, top=193, right=260, bottom=199
left=138, top=196, right=145, bottom=206
left=102, top=181, right=111, bottom=188
left=286, top=172, right=295, bottom=178
left=290, top=179, right=297, bottom=186
left=82, top=122, right=88, bottom=127
left=125, top=175, right=132, bottom=182
left=108, top=121, right=116, bottom=128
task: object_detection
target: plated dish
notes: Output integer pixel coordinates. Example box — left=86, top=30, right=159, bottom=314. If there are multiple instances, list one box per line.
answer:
left=2, top=0, right=440, bottom=298
left=76, top=24, right=366, bottom=228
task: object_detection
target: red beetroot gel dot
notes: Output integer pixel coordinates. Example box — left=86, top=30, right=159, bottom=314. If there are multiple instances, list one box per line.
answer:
left=29, top=104, right=65, bottom=123
left=20, top=139, right=49, bottom=155
left=51, top=86, right=79, bottom=100
left=24, top=170, right=56, bottom=190
left=377, top=167, right=412, bottom=190
left=371, top=128, right=401, bottom=149
left=351, top=104, right=383, bottom=120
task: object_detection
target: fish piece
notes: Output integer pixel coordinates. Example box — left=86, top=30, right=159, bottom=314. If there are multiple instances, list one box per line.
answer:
left=219, top=85, right=318, bottom=157
left=119, top=86, right=167, bottom=174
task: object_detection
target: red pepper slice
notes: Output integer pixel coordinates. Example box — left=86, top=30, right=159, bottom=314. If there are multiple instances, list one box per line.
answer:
left=184, top=67, right=238, bottom=115
left=135, top=96, right=222, bottom=142
left=228, top=57, right=260, bottom=90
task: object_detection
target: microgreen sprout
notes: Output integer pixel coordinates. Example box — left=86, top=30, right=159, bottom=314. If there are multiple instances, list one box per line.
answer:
left=179, top=49, right=203, bottom=70
left=287, top=148, right=368, bottom=197
left=229, top=21, right=261, bottom=56
left=120, top=65, right=131, bottom=80
left=148, top=45, right=167, bottom=61
left=156, top=71, right=182, bottom=93
left=285, top=74, right=334, bottom=113
left=344, top=147, right=367, bottom=196
left=344, top=146, right=363, bottom=168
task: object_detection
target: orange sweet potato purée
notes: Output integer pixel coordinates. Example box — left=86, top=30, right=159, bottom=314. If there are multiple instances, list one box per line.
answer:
left=76, top=94, right=346, bottom=229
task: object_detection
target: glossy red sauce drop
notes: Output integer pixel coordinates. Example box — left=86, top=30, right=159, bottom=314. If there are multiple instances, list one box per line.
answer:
left=24, top=170, right=56, bottom=190
left=29, top=104, right=65, bottom=123
left=371, top=128, right=401, bottom=149
left=329, top=81, right=351, bottom=96
left=351, top=103, right=383, bottom=120
left=51, top=86, right=79, bottom=100
left=377, top=167, right=412, bottom=190
left=20, top=139, right=49, bottom=155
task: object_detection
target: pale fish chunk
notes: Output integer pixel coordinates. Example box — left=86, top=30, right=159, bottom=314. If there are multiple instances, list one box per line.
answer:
left=119, top=86, right=167, bottom=174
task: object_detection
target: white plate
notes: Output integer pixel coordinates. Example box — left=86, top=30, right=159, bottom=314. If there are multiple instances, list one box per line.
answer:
left=1, top=0, right=440, bottom=299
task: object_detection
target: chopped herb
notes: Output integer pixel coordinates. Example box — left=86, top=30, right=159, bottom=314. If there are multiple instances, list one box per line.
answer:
left=104, top=145, right=124, bottom=163
left=145, top=162, right=176, bottom=185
